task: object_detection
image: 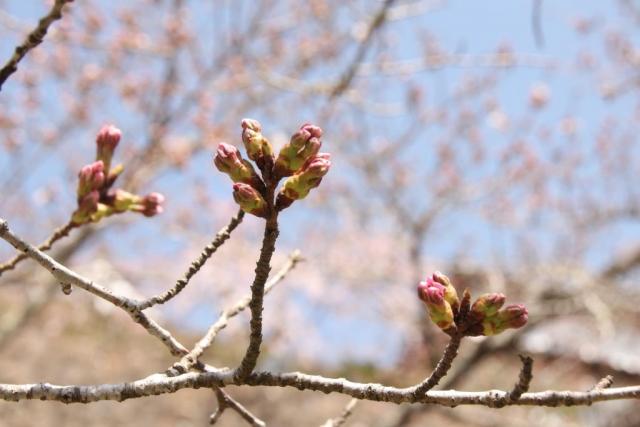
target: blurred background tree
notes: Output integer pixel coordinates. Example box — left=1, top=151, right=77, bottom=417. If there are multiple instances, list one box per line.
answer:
left=0, top=0, right=638, bottom=425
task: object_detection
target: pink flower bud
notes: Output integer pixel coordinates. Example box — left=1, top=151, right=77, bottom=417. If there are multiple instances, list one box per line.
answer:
left=499, top=304, right=528, bottom=328
left=232, top=183, right=268, bottom=217
left=140, top=192, right=165, bottom=217
left=241, top=118, right=273, bottom=168
left=417, top=278, right=455, bottom=330
left=432, top=270, right=459, bottom=311
left=276, top=153, right=331, bottom=210
left=482, top=303, right=528, bottom=336
left=96, top=124, right=121, bottom=172
left=77, top=160, right=105, bottom=198
left=213, top=143, right=263, bottom=190
left=471, top=293, right=506, bottom=318
left=274, top=123, right=324, bottom=177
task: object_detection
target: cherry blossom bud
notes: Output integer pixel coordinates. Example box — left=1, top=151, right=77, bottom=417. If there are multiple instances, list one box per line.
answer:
left=471, top=293, right=506, bottom=318
left=417, top=278, right=455, bottom=330
left=77, top=161, right=105, bottom=198
left=432, top=271, right=459, bottom=311
left=274, top=123, right=323, bottom=177
left=276, top=153, right=331, bottom=210
left=214, top=143, right=264, bottom=190
left=241, top=118, right=274, bottom=169
left=139, top=192, right=165, bottom=217
left=232, top=183, right=268, bottom=217
left=482, top=304, right=528, bottom=336
left=96, top=124, right=121, bottom=172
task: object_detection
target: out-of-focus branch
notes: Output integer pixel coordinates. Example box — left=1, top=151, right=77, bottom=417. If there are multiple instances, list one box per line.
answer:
left=601, top=246, right=640, bottom=279
left=210, top=388, right=265, bottom=427
left=0, top=218, right=188, bottom=357
left=0, top=0, right=73, bottom=90
left=138, top=209, right=245, bottom=309
left=168, top=250, right=302, bottom=375
left=0, top=220, right=76, bottom=277
left=320, top=399, right=359, bottom=427
left=330, top=0, right=398, bottom=98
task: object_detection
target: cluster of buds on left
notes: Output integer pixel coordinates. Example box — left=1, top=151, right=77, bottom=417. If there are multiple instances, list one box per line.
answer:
left=214, top=119, right=331, bottom=218
left=418, top=271, right=528, bottom=337
left=71, top=125, right=165, bottom=225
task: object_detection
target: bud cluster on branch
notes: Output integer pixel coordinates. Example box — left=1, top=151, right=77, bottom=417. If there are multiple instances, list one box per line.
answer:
left=418, top=271, right=528, bottom=336
left=72, top=125, right=165, bottom=225
left=214, top=119, right=331, bottom=218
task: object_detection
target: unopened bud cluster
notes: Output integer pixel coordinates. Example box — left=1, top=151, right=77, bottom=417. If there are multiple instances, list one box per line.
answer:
left=418, top=271, right=528, bottom=336
left=214, top=119, right=331, bottom=217
left=72, top=125, right=165, bottom=225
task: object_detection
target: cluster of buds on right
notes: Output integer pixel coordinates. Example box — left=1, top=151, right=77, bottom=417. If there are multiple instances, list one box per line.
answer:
left=417, top=271, right=528, bottom=337
left=214, top=119, right=331, bottom=217
left=71, top=125, right=165, bottom=225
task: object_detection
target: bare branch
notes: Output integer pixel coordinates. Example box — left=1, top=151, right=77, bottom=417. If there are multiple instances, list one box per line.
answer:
left=0, top=220, right=76, bottom=277
left=233, top=215, right=280, bottom=381
left=0, top=369, right=639, bottom=407
left=320, top=398, right=359, bottom=427
left=0, top=218, right=188, bottom=357
left=0, top=0, right=73, bottom=90
left=507, top=355, right=534, bottom=403
left=330, top=0, right=398, bottom=98
left=168, top=250, right=303, bottom=375
left=210, top=388, right=266, bottom=427
left=411, top=333, right=464, bottom=398
left=138, top=209, right=245, bottom=310
left=590, top=375, right=614, bottom=391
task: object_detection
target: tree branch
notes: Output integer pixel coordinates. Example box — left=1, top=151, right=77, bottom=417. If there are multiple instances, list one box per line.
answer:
left=138, top=209, right=245, bottom=309
left=0, top=218, right=188, bottom=357
left=411, top=333, right=463, bottom=398
left=0, top=369, right=638, bottom=407
left=233, top=213, right=280, bottom=381
left=0, top=0, right=73, bottom=90
left=168, top=250, right=302, bottom=375
left=210, top=388, right=266, bottom=426
left=0, top=220, right=76, bottom=277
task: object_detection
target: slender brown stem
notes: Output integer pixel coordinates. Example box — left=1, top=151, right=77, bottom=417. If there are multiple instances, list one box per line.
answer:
left=138, top=209, right=245, bottom=309
left=0, top=0, right=73, bottom=90
left=233, top=212, right=279, bottom=381
left=411, top=333, right=463, bottom=399
left=0, top=220, right=76, bottom=277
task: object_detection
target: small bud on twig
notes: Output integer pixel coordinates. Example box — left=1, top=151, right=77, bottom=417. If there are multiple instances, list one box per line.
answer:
left=96, top=124, right=121, bottom=173
left=274, top=123, right=323, bottom=178
left=233, top=183, right=268, bottom=218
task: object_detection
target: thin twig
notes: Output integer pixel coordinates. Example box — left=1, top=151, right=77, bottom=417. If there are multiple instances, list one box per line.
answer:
left=0, top=0, right=73, bottom=90
left=411, top=333, right=463, bottom=398
left=168, top=250, right=302, bottom=375
left=0, top=220, right=76, bottom=277
left=210, top=388, right=266, bottom=426
left=0, top=218, right=188, bottom=357
left=506, top=355, right=534, bottom=404
left=138, top=209, right=245, bottom=310
left=320, top=398, right=359, bottom=427
left=330, top=0, right=397, bottom=98
left=590, top=375, right=614, bottom=391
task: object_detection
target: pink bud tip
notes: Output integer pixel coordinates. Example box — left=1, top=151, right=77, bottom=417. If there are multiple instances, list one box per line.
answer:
left=241, top=118, right=261, bottom=132
left=96, top=124, right=121, bottom=148
left=300, top=123, right=323, bottom=138
left=417, top=278, right=446, bottom=305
